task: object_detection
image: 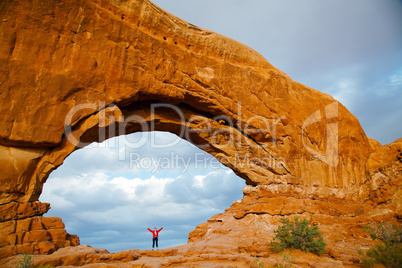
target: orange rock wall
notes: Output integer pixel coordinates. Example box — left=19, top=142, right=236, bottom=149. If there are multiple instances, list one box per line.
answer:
left=0, top=0, right=400, bottom=259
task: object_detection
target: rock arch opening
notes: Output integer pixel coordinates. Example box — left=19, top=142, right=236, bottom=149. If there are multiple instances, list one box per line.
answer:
left=0, top=93, right=300, bottom=258
left=39, top=131, right=245, bottom=252
left=24, top=99, right=280, bottom=254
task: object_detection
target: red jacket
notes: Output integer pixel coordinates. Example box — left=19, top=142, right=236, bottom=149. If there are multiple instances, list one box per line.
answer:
left=148, top=227, right=163, bottom=237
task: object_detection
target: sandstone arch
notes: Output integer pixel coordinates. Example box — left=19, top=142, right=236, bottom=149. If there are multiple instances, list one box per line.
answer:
left=0, top=0, right=401, bottom=261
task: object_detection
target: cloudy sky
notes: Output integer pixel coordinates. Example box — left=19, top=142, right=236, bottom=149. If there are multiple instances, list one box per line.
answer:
left=40, top=0, right=402, bottom=253
left=41, top=132, right=245, bottom=252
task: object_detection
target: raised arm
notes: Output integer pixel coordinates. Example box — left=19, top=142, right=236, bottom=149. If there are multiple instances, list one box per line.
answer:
left=147, top=228, right=152, bottom=232
left=158, top=227, right=163, bottom=232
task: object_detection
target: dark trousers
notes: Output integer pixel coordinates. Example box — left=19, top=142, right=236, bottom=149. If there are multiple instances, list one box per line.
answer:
left=152, top=237, right=158, bottom=248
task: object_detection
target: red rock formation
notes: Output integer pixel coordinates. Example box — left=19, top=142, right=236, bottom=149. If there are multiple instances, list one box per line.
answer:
left=0, top=245, right=140, bottom=267
left=0, top=0, right=400, bottom=265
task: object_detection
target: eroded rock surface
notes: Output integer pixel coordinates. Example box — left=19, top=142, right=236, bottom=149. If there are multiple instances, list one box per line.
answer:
left=0, top=0, right=400, bottom=265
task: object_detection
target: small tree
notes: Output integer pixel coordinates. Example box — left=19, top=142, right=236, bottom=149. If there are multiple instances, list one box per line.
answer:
left=359, top=222, right=402, bottom=268
left=16, top=253, right=33, bottom=268
left=253, top=250, right=295, bottom=268
left=270, top=217, right=326, bottom=255
left=277, top=250, right=295, bottom=268
left=253, top=258, right=266, bottom=268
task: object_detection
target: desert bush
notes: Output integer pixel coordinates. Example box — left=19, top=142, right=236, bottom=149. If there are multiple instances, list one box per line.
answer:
left=364, top=222, right=402, bottom=245
left=254, top=250, right=295, bottom=268
left=276, top=250, right=295, bottom=268
left=359, top=222, right=402, bottom=268
left=16, top=253, right=33, bottom=268
left=253, top=250, right=295, bottom=268
left=253, top=258, right=266, bottom=268
left=270, top=217, right=326, bottom=254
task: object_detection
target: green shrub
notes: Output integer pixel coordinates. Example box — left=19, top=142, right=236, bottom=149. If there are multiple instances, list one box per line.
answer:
left=16, top=253, right=33, bottom=268
left=364, top=222, right=402, bottom=245
left=254, top=250, right=295, bottom=268
left=253, top=258, right=266, bottom=268
left=270, top=217, right=326, bottom=255
left=359, top=222, right=402, bottom=268
left=276, top=250, right=295, bottom=268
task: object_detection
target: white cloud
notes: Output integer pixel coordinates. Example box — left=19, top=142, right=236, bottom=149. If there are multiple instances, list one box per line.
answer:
left=192, top=175, right=205, bottom=188
left=389, top=71, right=402, bottom=87
left=109, top=176, right=175, bottom=203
